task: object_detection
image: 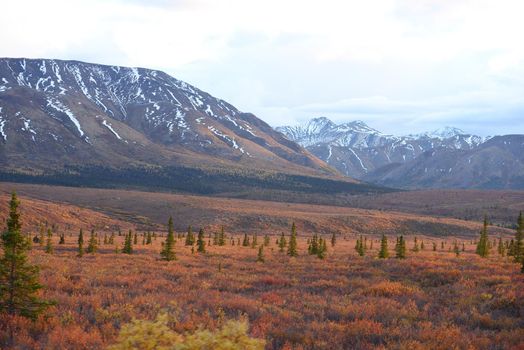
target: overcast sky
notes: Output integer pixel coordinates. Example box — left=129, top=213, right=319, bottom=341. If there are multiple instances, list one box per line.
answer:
left=2, top=0, right=524, bottom=136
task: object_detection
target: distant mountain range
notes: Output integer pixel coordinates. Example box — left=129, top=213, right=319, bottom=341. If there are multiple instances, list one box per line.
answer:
left=0, top=58, right=388, bottom=201
left=277, top=117, right=524, bottom=189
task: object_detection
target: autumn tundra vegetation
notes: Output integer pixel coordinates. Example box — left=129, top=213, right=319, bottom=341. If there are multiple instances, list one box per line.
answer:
left=0, top=192, right=523, bottom=349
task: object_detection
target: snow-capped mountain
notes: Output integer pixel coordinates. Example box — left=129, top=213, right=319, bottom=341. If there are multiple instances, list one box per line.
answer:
left=277, top=117, right=486, bottom=179
left=0, top=58, right=333, bottom=175
left=0, top=58, right=392, bottom=199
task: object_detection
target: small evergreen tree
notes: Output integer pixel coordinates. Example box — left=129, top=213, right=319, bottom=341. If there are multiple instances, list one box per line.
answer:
left=45, top=228, right=53, bottom=254
left=395, top=235, right=406, bottom=259
left=197, top=228, right=206, bottom=253
left=251, top=234, right=258, bottom=248
left=278, top=232, right=287, bottom=252
left=263, top=234, right=270, bottom=247
left=160, top=217, right=176, bottom=261
left=122, top=230, right=133, bottom=254
left=38, top=224, right=45, bottom=247
left=453, top=241, right=460, bottom=256
left=86, top=229, right=98, bottom=254
left=185, top=226, right=194, bottom=246
left=59, top=233, right=65, bottom=245
left=287, top=222, right=298, bottom=257
left=378, top=234, right=389, bottom=259
left=242, top=233, right=249, bottom=247
left=476, top=216, right=489, bottom=258
left=432, top=242, right=437, bottom=251
left=218, top=226, right=226, bottom=246
left=331, top=232, right=336, bottom=247
left=317, top=237, right=327, bottom=259
left=497, top=236, right=506, bottom=256
left=355, top=235, right=365, bottom=256
left=514, top=212, right=523, bottom=263
left=78, top=228, right=84, bottom=257
left=412, top=237, right=420, bottom=252
left=0, top=192, right=52, bottom=324
left=257, top=245, right=265, bottom=262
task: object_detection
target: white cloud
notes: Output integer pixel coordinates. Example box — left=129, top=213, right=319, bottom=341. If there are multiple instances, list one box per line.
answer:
left=1, top=0, right=524, bottom=135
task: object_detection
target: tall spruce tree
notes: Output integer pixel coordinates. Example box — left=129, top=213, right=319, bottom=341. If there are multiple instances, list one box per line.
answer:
left=378, top=234, right=389, bottom=259
left=160, top=217, right=176, bottom=261
left=197, top=228, right=206, bottom=253
left=0, top=192, right=51, bottom=322
left=287, top=222, right=298, bottom=257
left=185, top=226, right=194, bottom=246
left=476, top=216, right=490, bottom=258
left=331, top=232, right=336, bottom=247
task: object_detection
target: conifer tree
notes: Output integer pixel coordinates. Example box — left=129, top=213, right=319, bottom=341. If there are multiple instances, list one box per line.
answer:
left=514, top=212, right=523, bottom=263
left=420, top=240, right=425, bottom=250
left=133, top=232, right=138, bottom=245
left=160, top=217, right=176, bottom=261
left=122, top=230, right=133, bottom=254
left=287, top=222, right=298, bottom=257
left=146, top=231, right=152, bottom=245
left=109, top=232, right=115, bottom=244
left=331, top=232, right=336, bottom=247
left=197, top=228, right=206, bottom=253
left=453, top=241, right=460, bottom=256
left=432, top=242, right=437, bottom=251
left=378, top=234, right=389, bottom=259
left=242, top=233, right=249, bottom=247
left=476, top=216, right=490, bottom=258
left=257, top=245, right=265, bottom=262
left=395, top=235, right=406, bottom=259
left=251, top=234, right=258, bottom=248
left=78, top=228, right=84, bottom=257
left=278, top=232, right=286, bottom=252
left=87, top=229, right=98, bottom=254
left=218, top=226, right=226, bottom=246
left=45, top=228, right=53, bottom=254
left=317, top=237, right=327, bottom=259
left=59, top=233, right=65, bottom=245
left=185, top=226, right=194, bottom=246
left=264, top=234, right=270, bottom=247
left=355, top=235, right=365, bottom=256
left=0, top=192, right=51, bottom=323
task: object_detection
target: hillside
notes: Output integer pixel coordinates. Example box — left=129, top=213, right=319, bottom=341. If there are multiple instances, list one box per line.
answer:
left=0, top=58, right=388, bottom=199
left=278, top=117, right=524, bottom=189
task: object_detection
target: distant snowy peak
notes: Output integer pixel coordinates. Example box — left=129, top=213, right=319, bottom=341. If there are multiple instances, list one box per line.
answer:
left=277, top=117, right=488, bottom=179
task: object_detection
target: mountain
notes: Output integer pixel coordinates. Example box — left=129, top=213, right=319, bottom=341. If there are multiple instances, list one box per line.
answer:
left=363, top=135, right=524, bottom=189
left=0, top=58, right=388, bottom=199
left=277, top=117, right=484, bottom=179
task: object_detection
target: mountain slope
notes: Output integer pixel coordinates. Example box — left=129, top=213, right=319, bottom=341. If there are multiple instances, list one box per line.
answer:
left=0, top=58, right=389, bottom=199
left=277, top=117, right=484, bottom=179
left=363, top=135, right=524, bottom=189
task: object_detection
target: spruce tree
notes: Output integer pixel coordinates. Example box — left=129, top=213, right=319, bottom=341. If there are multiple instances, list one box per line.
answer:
left=278, top=232, right=286, bottom=252
left=257, top=245, right=265, bottom=262
left=87, top=229, right=98, bottom=254
left=317, top=237, right=327, bottom=259
left=251, top=234, right=258, bottom=248
left=355, top=235, right=365, bottom=256
left=412, top=237, right=420, bottom=252
left=514, top=212, right=523, bottom=263
left=197, top=228, right=206, bottom=253
left=453, top=241, right=460, bottom=256
left=287, top=222, right=298, bottom=257
left=432, top=242, right=437, bottom=251
left=331, top=232, right=336, bottom=247
left=160, top=217, right=176, bottom=261
left=395, top=235, right=406, bottom=259
left=263, top=234, right=270, bottom=247
left=0, top=192, right=51, bottom=322
left=242, top=233, right=249, bottom=247
left=45, top=228, right=53, bottom=254
left=378, top=234, right=389, bottom=259
left=38, top=224, right=45, bottom=247
left=498, top=237, right=506, bottom=256
left=218, top=226, right=226, bottom=246
left=476, top=216, right=490, bottom=258
left=133, top=232, right=138, bottom=245
left=185, top=226, right=194, bottom=246
left=59, top=233, right=65, bottom=245
left=122, top=230, right=133, bottom=254
left=78, top=229, right=84, bottom=257
left=146, top=231, right=152, bottom=245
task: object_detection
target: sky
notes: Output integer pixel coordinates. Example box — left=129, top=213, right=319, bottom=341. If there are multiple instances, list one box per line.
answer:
left=1, top=0, right=524, bottom=136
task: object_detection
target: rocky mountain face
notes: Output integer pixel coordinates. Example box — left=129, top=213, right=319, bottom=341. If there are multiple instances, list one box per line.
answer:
left=278, top=117, right=524, bottom=189
left=0, top=58, right=393, bottom=199
left=0, top=58, right=330, bottom=174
